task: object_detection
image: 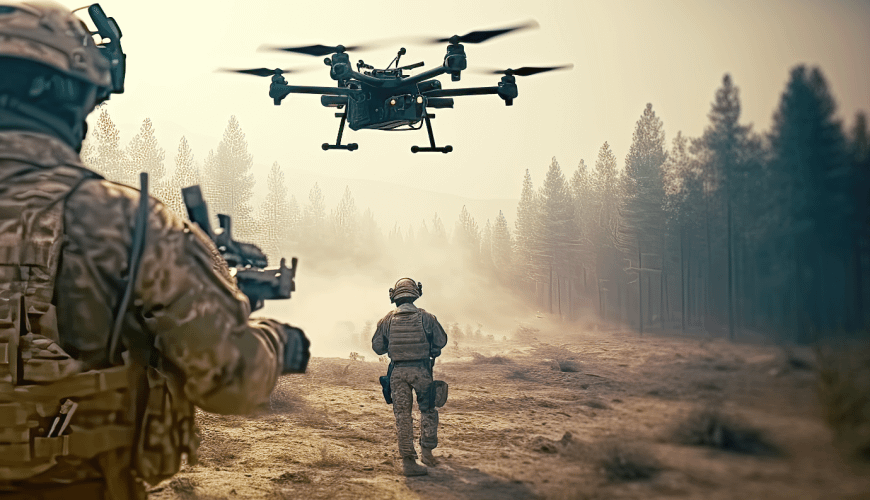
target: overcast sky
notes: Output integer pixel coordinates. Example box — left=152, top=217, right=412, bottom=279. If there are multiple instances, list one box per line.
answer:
left=66, top=0, right=870, bottom=201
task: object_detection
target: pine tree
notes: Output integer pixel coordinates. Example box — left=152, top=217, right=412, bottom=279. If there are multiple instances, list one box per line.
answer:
left=768, top=66, right=851, bottom=337
left=514, top=169, right=541, bottom=289
left=619, top=104, right=668, bottom=332
left=491, top=210, right=513, bottom=279
left=691, top=75, right=757, bottom=339
left=570, top=159, right=596, bottom=296
left=259, top=161, right=292, bottom=262
left=301, top=183, right=327, bottom=246
left=454, top=205, right=480, bottom=260
left=430, top=212, right=447, bottom=246
left=538, top=157, right=578, bottom=315
left=480, top=219, right=493, bottom=270
left=332, top=186, right=359, bottom=249
left=591, top=142, right=624, bottom=320
left=82, top=108, right=127, bottom=183
left=127, top=118, right=169, bottom=201
left=201, top=116, right=256, bottom=239
left=164, top=136, right=200, bottom=218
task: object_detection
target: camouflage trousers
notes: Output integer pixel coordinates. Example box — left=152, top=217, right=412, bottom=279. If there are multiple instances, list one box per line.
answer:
left=390, top=364, right=438, bottom=459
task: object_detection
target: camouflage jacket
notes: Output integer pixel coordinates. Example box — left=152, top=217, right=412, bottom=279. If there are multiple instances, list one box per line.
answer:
left=372, top=303, right=448, bottom=359
left=0, top=130, right=288, bottom=415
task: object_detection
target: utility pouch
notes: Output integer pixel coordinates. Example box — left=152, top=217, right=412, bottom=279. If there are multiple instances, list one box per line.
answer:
left=379, top=361, right=394, bottom=404
left=430, top=380, right=448, bottom=408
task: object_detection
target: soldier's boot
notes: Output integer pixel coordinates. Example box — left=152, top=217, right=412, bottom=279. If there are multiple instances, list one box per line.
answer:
left=421, top=447, right=439, bottom=466
left=402, top=457, right=428, bottom=476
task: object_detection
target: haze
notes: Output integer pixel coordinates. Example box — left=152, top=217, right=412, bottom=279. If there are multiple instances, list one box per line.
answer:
left=66, top=0, right=869, bottom=205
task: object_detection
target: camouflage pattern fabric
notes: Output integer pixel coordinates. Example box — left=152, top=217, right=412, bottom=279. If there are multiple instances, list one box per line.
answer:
left=371, top=303, right=448, bottom=359
left=0, top=131, right=291, bottom=493
left=390, top=364, right=438, bottom=459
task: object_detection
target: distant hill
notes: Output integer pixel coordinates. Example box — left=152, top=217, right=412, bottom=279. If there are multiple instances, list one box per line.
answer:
left=273, top=165, right=518, bottom=235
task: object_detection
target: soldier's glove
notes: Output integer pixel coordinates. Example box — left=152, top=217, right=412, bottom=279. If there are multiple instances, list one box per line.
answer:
left=282, top=325, right=310, bottom=374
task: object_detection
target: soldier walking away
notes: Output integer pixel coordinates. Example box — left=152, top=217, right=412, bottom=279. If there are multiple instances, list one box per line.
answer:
left=0, top=2, right=310, bottom=499
left=372, top=278, right=448, bottom=476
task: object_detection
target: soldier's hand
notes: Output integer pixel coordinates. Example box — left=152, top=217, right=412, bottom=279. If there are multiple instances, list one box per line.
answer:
left=282, top=325, right=310, bottom=374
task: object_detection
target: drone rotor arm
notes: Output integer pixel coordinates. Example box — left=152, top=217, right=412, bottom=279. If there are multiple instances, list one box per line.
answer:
left=422, top=87, right=500, bottom=97
left=269, top=83, right=362, bottom=103
left=401, top=66, right=450, bottom=87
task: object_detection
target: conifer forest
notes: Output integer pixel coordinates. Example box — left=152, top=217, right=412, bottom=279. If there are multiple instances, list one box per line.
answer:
left=84, top=67, right=869, bottom=344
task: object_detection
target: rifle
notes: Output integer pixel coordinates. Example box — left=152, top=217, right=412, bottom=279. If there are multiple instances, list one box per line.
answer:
left=181, top=185, right=297, bottom=312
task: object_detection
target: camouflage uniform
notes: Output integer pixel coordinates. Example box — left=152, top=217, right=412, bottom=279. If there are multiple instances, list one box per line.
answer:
left=372, top=302, right=447, bottom=460
left=0, top=130, right=301, bottom=498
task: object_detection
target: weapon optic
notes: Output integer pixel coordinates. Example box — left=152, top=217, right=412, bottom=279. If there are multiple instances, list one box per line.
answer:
left=181, top=185, right=297, bottom=312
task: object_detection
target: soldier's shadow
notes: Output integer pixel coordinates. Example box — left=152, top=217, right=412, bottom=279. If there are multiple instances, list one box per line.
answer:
left=404, top=460, right=538, bottom=500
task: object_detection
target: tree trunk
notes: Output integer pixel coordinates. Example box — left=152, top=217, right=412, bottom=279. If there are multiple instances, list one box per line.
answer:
left=681, top=224, right=686, bottom=334
left=727, top=183, right=734, bottom=341
left=638, top=247, right=643, bottom=335
left=548, top=264, right=553, bottom=314
left=705, top=192, right=712, bottom=334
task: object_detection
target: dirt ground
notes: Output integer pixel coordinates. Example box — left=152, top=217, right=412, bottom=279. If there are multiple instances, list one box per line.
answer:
left=147, top=326, right=870, bottom=500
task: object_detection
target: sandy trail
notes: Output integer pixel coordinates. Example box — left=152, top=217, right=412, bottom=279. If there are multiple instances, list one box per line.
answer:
left=147, top=328, right=870, bottom=500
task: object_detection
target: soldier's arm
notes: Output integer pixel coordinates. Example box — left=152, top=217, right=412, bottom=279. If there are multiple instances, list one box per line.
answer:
left=372, top=313, right=391, bottom=355
left=63, top=181, right=292, bottom=415
left=422, top=312, right=448, bottom=357
left=140, top=210, right=292, bottom=415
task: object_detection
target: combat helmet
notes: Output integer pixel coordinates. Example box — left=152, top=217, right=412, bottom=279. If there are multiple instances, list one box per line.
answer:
left=389, top=277, right=422, bottom=303
left=0, top=1, right=124, bottom=100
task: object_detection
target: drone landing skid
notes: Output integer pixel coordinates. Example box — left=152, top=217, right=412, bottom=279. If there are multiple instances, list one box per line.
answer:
left=411, top=115, right=452, bottom=154
left=322, top=113, right=358, bottom=151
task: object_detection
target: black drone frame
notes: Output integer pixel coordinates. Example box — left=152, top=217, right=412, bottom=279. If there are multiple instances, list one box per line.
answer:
left=225, top=21, right=570, bottom=153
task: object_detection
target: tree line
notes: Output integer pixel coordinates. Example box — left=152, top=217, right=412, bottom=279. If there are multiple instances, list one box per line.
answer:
left=82, top=63, right=868, bottom=342
left=495, top=66, right=868, bottom=342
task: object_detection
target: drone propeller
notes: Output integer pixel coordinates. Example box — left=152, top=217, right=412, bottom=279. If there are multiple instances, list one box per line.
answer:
left=217, top=67, right=311, bottom=77
left=423, top=20, right=539, bottom=45
left=476, top=64, right=573, bottom=77
left=259, top=43, right=378, bottom=57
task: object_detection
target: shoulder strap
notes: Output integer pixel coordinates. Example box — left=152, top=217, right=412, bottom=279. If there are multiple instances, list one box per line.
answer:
left=108, top=173, right=149, bottom=365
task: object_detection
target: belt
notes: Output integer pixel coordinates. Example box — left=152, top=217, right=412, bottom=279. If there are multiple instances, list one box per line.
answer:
left=0, top=481, right=106, bottom=500
left=393, top=359, right=430, bottom=368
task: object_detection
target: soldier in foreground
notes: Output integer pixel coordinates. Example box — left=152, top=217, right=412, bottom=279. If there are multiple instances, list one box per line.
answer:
left=0, top=2, right=309, bottom=499
left=372, top=278, right=448, bottom=476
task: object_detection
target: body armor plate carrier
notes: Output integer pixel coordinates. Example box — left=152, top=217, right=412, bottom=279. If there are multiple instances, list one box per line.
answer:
left=386, top=309, right=429, bottom=361
left=0, top=161, right=197, bottom=493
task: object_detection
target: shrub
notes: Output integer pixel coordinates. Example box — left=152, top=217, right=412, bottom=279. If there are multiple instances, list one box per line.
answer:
left=597, top=441, right=660, bottom=482
left=674, top=409, right=777, bottom=455
left=816, top=341, right=870, bottom=460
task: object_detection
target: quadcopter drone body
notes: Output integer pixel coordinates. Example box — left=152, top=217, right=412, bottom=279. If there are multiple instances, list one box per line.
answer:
left=226, top=23, right=570, bottom=153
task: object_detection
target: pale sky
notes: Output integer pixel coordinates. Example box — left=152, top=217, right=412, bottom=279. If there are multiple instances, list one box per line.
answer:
left=66, top=0, right=870, bottom=203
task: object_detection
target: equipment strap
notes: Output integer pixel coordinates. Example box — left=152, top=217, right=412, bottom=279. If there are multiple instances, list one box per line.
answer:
left=108, top=172, right=149, bottom=365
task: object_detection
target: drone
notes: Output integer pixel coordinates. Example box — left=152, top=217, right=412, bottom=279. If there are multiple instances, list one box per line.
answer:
left=222, top=21, right=571, bottom=153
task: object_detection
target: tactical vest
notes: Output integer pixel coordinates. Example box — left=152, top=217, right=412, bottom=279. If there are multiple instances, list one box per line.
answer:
left=387, top=308, right=430, bottom=361
left=0, top=161, right=197, bottom=491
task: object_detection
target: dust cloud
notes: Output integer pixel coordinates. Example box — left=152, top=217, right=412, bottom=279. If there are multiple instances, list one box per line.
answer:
left=259, top=241, right=535, bottom=359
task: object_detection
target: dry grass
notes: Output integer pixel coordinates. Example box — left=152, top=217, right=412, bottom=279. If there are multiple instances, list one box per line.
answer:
left=595, top=441, right=661, bottom=482
left=471, top=352, right=513, bottom=364
left=506, top=368, right=533, bottom=381
left=270, top=471, right=312, bottom=484
left=557, top=359, right=583, bottom=372
left=674, top=409, right=778, bottom=456
left=816, top=340, right=870, bottom=460
left=311, top=444, right=347, bottom=468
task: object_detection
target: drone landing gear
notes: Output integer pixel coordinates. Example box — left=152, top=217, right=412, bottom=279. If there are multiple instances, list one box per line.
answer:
left=411, top=114, right=453, bottom=154
left=322, top=113, right=358, bottom=151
